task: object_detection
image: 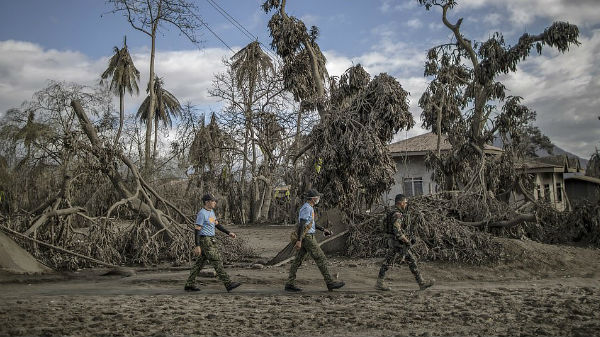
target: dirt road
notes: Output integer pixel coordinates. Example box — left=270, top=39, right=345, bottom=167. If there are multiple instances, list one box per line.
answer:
left=1, top=225, right=599, bottom=336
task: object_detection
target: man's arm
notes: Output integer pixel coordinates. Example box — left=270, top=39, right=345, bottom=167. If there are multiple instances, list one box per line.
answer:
left=194, top=226, right=202, bottom=246
left=315, top=225, right=332, bottom=236
left=392, top=214, right=410, bottom=244
left=215, top=224, right=231, bottom=235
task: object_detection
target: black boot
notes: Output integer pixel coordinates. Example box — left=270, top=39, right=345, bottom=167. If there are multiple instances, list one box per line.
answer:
left=284, top=284, right=302, bottom=292
left=184, top=285, right=201, bottom=292
left=226, top=282, right=242, bottom=292
left=419, top=278, right=435, bottom=290
left=327, top=281, right=345, bottom=291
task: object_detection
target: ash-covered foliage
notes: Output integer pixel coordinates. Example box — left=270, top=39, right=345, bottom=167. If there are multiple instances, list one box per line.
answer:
left=345, top=194, right=502, bottom=264
left=346, top=193, right=600, bottom=266
left=417, top=0, right=579, bottom=198
left=308, top=65, right=414, bottom=208
left=2, top=215, right=257, bottom=270
left=512, top=202, right=600, bottom=247
left=586, top=149, right=600, bottom=179
left=263, top=0, right=327, bottom=105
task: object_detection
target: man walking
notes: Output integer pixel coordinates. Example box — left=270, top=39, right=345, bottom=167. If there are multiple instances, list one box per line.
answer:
left=284, top=189, right=345, bottom=292
left=375, top=193, right=434, bottom=291
left=185, top=193, right=241, bottom=292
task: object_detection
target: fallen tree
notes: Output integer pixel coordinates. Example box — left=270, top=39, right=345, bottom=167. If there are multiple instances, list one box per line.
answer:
left=345, top=192, right=600, bottom=264
left=71, top=100, right=186, bottom=240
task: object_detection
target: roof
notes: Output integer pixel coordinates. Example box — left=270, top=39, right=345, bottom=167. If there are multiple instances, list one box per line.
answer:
left=388, top=133, right=503, bottom=156
left=535, top=155, right=582, bottom=171
left=517, top=155, right=583, bottom=173
left=564, top=175, right=600, bottom=185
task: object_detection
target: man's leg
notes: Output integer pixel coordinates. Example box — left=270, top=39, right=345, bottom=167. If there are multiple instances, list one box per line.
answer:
left=286, top=245, right=307, bottom=289
left=376, top=245, right=398, bottom=291
left=303, top=235, right=333, bottom=285
left=303, top=235, right=344, bottom=290
left=203, top=239, right=234, bottom=289
left=404, top=249, right=434, bottom=290
left=185, top=253, right=206, bottom=290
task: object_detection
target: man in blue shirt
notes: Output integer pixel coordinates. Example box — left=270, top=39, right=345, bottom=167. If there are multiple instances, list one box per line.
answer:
left=284, top=189, right=345, bottom=292
left=184, top=193, right=241, bottom=292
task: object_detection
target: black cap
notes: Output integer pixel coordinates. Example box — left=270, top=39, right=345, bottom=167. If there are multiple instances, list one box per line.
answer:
left=305, top=189, right=322, bottom=199
left=202, top=193, right=217, bottom=203
left=394, top=193, right=407, bottom=203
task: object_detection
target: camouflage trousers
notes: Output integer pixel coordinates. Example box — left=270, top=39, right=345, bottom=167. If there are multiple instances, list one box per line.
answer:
left=378, top=238, right=425, bottom=285
left=286, top=234, right=334, bottom=286
left=185, top=236, right=232, bottom=288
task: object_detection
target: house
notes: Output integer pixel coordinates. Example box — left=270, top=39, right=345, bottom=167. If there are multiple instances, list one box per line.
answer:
left=564, top=175, right=600, bottom=206
left=516, top=155, right=584, bottom=211
left=385, top=133, right=502, bottom=204
left=385, top=132, right=587, bottom=211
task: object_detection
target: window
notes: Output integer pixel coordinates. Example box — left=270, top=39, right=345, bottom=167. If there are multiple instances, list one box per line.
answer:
left=544, top=184, right=551, bottom=202
left=556, top=183, right=563, bottom=202
left=535, top=185, right=542, bottom=200
left=403, top=177, right=424, bottom=197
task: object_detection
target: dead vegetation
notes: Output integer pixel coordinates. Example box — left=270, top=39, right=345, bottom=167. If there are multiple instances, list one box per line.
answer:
left=345, top=193, right=600, bottom=264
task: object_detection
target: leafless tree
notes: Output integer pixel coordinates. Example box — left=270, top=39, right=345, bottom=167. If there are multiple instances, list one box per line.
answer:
left=210, top=55, right=298, bottom=223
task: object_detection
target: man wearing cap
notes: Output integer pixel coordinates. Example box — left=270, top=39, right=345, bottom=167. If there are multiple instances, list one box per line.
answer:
left=375, top=193, right=434, bottom=291
left=284, top=189, right=345, bottom=292
left=184, top=193, right=241, bottom=292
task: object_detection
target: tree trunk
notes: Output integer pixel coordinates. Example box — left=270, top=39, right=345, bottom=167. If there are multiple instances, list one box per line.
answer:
left=260, top=181, right=274, bottom=221
left=240, top=126, right=249, bottom=225
left=153, top=115, right=159, bottom=159
left=458, top=213, right=536, bottom=228
left=114, top=86, right=124, bottom=147
left=250, top=126, right=260, bottom=222
left=145, top=27, right=157, bottom=173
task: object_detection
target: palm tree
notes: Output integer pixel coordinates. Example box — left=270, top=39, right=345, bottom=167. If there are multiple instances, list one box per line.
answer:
left=100, top=36, right=140, bottom=146
left=231, top=41, right=274, bottom=100
left=137, top=76, right=182, bottom=159
left=230, top=41, right=274, bottom=223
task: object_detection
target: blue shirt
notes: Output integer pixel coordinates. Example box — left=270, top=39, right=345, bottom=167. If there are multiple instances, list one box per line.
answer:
left=195, top=208, right=218, bottom=236
left=298, top=202, right=316, bottom=234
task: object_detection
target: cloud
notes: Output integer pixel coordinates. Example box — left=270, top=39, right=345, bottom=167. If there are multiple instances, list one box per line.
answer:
left=379, top=0, right=418, bottom=13
left=0, top=40, right=105, bottom=113
left=131, top=48, right=229, bottom=107
left=0, top=40, right=230, bottom=117
left=484, top=12, right=502, bottom=26
left=299, top=14, right=319, bottom=27
left=406, top=18, right=423, bottom=29
left=501, top=29, right=600, bottom=158
left=459, top=0, right=600, bottom=26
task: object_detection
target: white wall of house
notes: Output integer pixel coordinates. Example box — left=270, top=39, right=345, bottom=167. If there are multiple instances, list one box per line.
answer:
left=533, top=172, right=567, bottom=211
left=383, top=155, right=438, bottom=205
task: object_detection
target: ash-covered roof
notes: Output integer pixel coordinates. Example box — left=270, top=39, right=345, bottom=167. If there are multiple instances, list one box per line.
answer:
left=388, top=133, right=502, bottom=155
left=517, top=155, right=583, bottom=173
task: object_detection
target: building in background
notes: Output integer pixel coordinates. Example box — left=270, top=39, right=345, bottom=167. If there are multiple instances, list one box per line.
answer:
left=564, top=175, right=600, bottom=206
left=384, top=133, right=502, bottom=204
left=517, top=155, right=584, bottom=211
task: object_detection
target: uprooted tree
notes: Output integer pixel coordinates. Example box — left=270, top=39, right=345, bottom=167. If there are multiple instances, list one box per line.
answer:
left=308, top=65, right=414, bottom=209
left=0, top=79, right=256, bottom=269
left=262, top=1, right=414, bottom=212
